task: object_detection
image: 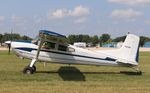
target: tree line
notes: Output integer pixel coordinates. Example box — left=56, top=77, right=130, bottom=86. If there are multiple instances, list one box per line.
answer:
left=0, top=33, right=32, bottom=45
left=0, top=33, right=149, bottom=47
left=68, top=34, right=150, bottom=47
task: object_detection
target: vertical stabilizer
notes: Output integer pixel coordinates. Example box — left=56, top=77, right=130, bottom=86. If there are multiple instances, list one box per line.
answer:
left=97, top=34, right=140, bottom=65
left=118, top=34, right=140, bottom=64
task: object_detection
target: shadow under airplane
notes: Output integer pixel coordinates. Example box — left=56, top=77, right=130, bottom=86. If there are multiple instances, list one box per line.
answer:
left=82, top=71, right=142, bottom=75
left=58, top=66, right=86, bottom=81
left=36, top=66, right=86, bottom=81
left=36, top=66, right=142, bottom=81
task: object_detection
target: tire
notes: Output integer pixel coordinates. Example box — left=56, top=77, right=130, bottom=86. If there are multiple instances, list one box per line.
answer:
left=27, top=65, right=36, bottom=72
left=23, top=66, right=34, bottom=74
left=137, top=71, right=142, bottom=75
left=32, top=65, right=36, bottom=72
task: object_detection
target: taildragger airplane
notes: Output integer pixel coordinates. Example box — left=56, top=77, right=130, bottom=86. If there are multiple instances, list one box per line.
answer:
left=11, top=30, right=142, bottom=75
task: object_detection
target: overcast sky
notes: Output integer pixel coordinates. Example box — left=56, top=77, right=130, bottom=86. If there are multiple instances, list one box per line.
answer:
left=0, top=0, right=150, bottom=38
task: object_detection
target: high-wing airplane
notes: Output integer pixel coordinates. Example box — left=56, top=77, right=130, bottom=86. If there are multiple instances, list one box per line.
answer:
left=11, top=30, right=142, bottom=75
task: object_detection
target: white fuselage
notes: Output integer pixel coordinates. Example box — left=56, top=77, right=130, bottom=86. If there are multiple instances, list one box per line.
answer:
left=11, top=41, right=131, bottom=67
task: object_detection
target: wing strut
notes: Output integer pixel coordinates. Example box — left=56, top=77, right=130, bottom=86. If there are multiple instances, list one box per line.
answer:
left=23, top=30, right=68, bottom=74
left=29, top=39, right=43, bottom=67
left=23, top=34, right=45, bottom=74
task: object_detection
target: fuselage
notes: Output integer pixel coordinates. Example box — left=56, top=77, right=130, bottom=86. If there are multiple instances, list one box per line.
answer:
left=11, top=41, right=132, bottom=67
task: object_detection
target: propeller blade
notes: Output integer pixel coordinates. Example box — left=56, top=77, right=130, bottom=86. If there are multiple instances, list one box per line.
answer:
left=8, top=29, right=13, bottom=54
left=8, top=43, right=11, bottom=54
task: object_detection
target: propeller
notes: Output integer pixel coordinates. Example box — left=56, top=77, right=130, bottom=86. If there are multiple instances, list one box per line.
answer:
left=8, top=30, right=13, bottom=54
left=4, top=40, right=11, bottom=54
left=8, top=42, right=11, bottom=54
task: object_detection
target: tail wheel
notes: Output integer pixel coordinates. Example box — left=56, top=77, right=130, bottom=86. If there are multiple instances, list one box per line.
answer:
left=137, top=71, right=142, bottom=75
left=23, top=66, right=34, bottom=74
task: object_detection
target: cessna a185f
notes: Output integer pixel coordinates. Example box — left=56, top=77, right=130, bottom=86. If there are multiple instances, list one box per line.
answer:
left=11, top=30, right=142, bottom=74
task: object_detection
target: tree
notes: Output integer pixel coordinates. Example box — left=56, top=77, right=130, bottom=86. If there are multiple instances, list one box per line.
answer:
left=68, top=34, right=91, bottom=44
left=0, top=33, right=32, bottom=43
left=82, top=35, right=91, bottom=43
left=140, top=36, right=150, bottom=47
left=68, top=35, right=78, bottom=44
left=99, top=34, right=111, bottom=46
left=1, top=33, right=21, bottom=42
left=113, top=35, right=150, bottom=47
left=91, top=35, right=99, bottom=46
left=0, top=34, right=3, bottom=45
left=21, top=35, right=32, bottom=40
left=112, top=35, right=126, bottom=42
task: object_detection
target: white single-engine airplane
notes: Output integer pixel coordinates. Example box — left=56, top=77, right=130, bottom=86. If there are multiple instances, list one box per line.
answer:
left=11, top=30, right=142, bottom=75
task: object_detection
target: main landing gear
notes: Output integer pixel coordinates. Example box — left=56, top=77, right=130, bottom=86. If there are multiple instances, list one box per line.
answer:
left=23, top=59, right=37, bottom=74
left=23, top=65, right=36, bottom=74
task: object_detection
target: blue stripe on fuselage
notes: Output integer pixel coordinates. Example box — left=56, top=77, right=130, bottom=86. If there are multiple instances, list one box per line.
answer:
left=14, top=40, right=32, bottom=44
left=15, top=47, right=116, bottom=62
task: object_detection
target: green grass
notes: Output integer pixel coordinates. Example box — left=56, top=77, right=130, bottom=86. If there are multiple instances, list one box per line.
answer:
left=0, top=51, right=150, bottom=93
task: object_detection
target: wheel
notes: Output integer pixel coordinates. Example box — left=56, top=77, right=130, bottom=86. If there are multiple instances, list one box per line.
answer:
left=23, top=66, right=34, bottom=74
left=32, top=65, right=36, bottom=72
left=27, top=65, right=36, bottom=72
left=136, top=71, right=142, bottom=75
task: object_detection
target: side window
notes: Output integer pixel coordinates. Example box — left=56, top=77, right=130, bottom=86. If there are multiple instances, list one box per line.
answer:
left=58, top=45, right=67, bottom=51
left=68, top=47, right=75, bottom=52
left=42, top=41, right=55, bottom=49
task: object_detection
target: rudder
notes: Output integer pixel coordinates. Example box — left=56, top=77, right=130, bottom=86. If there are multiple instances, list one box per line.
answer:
left=117, top=34, right=140, bottom=65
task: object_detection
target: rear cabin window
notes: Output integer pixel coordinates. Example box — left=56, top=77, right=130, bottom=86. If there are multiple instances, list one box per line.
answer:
left=42, top=42, right=55, bottom=49
left=68, top=47, right=75, bottom=52
left=58, top=45, right=67, bottom=51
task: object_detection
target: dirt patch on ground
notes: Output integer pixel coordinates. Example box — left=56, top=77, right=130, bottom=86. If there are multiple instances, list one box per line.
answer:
left=139, top=48, right=150, bottom=52
left=0, top=47, right=8, bottom=50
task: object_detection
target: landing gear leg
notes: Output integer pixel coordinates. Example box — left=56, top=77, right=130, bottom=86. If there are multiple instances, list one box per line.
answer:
left=23, top=38, right=43, bottom=74
left=133, top=66, right=142, bottom=75
left=23, top=59, right=37, bottom=74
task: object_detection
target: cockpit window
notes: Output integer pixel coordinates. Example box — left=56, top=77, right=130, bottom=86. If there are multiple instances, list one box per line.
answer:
left=68, top=47, right=75, bottom=52
left=58, top=45, right=67, bottom=51
left=32, top=36, right=40, bottom=45
left=42, top=41, right=56, bottom=50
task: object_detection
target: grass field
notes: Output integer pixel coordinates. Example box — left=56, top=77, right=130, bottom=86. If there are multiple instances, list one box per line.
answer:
left=0, top=51, right=150, bottom=93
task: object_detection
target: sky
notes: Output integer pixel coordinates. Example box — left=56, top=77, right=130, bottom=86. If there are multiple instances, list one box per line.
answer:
left=0, top=0, right=150, bottom=38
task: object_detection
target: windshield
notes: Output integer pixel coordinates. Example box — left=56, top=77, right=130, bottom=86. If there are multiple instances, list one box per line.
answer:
left=32, top=36, right=40, bottom=45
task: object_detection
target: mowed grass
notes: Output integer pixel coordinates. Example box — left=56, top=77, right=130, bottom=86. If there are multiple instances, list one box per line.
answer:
left=0, top=51, right=150, bottom=93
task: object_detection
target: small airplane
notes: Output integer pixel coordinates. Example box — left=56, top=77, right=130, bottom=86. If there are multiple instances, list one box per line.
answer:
left=10, top=30, right=142, bottom=75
